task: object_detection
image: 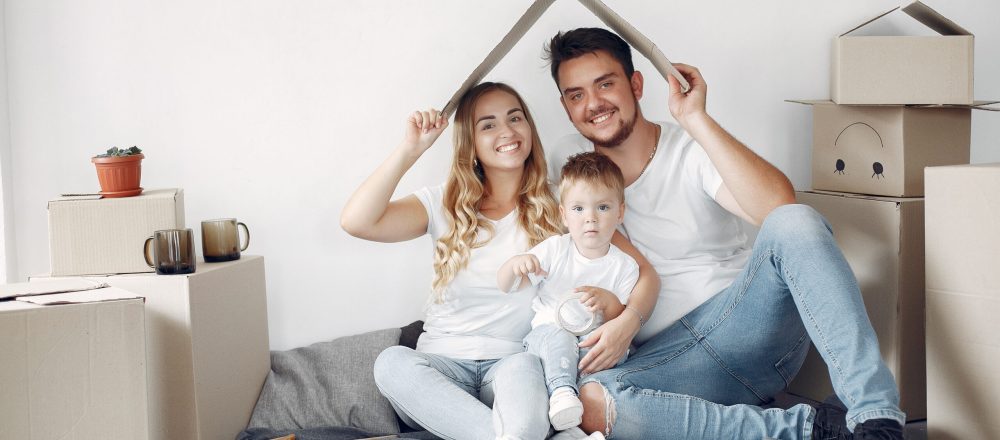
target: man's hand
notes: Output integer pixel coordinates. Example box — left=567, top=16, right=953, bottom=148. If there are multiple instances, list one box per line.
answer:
left=577, top=301, right=641, bottom=374
left=667, top=63, right=708, bottom=129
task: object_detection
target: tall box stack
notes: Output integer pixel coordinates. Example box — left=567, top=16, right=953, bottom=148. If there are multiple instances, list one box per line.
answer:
left=925, top=164, right=1000, bottom=439
left=33, top=256, right=271, bottom=440
left=784, top=0, right=997, bottom=421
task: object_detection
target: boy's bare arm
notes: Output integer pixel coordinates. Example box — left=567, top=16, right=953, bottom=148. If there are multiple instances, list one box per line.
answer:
left=497, top=254, right=546, bottom=292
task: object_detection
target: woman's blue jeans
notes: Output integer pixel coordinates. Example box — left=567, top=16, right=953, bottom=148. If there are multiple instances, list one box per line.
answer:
left=374, top=346, right=549, bottom=440
left=580, top=204, right=906, bottom=439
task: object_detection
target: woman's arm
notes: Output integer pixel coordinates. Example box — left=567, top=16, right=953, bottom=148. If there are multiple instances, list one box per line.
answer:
left=341, top=110, right=448, bottom=242
left=577, top=230, right=659, bottom=374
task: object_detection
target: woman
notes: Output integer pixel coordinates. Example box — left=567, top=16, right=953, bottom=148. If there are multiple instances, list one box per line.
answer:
left=341, top=82, right=563, bottom=439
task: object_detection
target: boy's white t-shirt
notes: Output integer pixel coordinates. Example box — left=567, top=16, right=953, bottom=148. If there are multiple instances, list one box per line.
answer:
left=546, top=122, right=751, bottom=344
left=413, top=184, right=537, bottom=360
left=524, top=234, right=639, bottom=330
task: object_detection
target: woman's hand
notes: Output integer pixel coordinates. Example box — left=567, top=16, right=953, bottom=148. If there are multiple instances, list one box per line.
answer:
left=403, top=108, right=449, bottom=157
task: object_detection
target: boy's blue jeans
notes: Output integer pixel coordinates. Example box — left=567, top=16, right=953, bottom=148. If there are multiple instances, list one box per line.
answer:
left=581, top=204, right=906, bottom=439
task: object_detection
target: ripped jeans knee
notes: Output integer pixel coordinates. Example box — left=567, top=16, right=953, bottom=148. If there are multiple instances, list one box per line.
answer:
left=579, top=380, right=617, bottom=438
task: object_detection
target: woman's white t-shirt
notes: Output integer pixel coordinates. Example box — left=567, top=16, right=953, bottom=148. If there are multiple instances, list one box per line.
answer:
left=413, top=184, right=538, bottom=360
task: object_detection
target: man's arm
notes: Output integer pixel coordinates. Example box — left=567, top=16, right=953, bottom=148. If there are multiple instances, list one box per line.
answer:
left=667, top=64, right=795, bottom=226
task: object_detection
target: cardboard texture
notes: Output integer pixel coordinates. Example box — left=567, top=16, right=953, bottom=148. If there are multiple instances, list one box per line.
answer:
left=791, top=100, right=973, bottom=197
left=789, top=191, right=925, bottom=420
left=832, top=1, right=974, bottom=105
left=33, top=255, right=270, bottom=440
left=47, top=188, right=185, bottom=276
left=925, top=164, right=1000, bottom=439
left=0, top=297, right=148, bottom=439
left=442, top=0, right=687, bottom=118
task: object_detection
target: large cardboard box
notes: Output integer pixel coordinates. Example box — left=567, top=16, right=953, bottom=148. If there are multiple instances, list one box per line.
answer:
left=0, top=282, right=148, bottom=439
left=34, top=256, right=270, bottom=440
left=48, top=188, right=185, bottom=276
left=925, top=164, right=1000, bottom=438
left=832, top=1, right=973, bottom=105
left=788, top=100, right=985, bottom=197
left=789, top=191, right=925, bottom=420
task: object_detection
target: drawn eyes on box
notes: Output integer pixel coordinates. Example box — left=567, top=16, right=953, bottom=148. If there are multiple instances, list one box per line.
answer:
left=834, top=122, right=887, bottom=180
left=833, top=159, right=886, bottom=179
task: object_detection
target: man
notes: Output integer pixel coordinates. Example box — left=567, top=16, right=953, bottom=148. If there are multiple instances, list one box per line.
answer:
left=543, top=27, right=905, bottom=439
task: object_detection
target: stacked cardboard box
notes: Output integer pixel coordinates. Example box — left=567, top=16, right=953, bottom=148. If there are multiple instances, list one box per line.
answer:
left=0, top=280, right=149, bottom=439
left=39, top=188, right=271, bottom=440
left=924, top=164, right=1000, bottom=438
left=786, top=0, right=997, bottom=421
left=32, top=256, right=271, bottom=440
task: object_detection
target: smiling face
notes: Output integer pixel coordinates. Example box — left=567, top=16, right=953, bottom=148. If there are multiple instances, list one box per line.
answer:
left=557, top=50, right=643, bottom=149
left=472, top=89, right=533, bottom=173
left=559, top=179, right=624, bottom=259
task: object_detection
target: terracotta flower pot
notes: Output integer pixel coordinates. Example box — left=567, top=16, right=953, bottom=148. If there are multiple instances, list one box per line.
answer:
left=92, top=153, right=144, bottom=198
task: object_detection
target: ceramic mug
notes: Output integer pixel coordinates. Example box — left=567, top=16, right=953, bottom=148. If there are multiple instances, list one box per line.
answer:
left=143, top=229, right=196, bottom=275
left=201, top=218, right=250, bottom=262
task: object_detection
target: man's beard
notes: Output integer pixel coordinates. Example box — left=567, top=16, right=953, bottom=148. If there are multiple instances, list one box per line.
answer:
left=583, top=104, right=637, bottom=149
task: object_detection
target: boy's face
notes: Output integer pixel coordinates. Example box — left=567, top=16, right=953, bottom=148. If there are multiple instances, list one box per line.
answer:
left=559, top=180, right=624, bottom=259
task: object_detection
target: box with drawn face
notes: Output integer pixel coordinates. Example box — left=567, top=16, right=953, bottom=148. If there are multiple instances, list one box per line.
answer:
left=791, top=100, right=980, bottom=197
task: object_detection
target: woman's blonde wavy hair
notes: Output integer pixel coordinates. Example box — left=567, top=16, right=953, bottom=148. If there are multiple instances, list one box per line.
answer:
left=431, top=82, right=562, bottom=302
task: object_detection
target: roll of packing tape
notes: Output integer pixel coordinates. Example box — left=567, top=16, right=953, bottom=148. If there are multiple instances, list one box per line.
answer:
left=556, top=292, right=604, bottom=336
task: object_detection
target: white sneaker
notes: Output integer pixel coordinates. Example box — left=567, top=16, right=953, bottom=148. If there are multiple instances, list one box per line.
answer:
left=548, top=387, right=584, bottom=430
left=549, top=426, right=606, bottom=440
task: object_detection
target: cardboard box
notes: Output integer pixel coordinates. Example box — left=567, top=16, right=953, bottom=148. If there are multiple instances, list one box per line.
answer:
left=0, top=282, right=148, bottom=439
left=788, top=100, right=987, bottom=197
left=33, top=255, right=270, bottom=440
left=925, top=164, right=1000, bottom=438
left=832, top=1, right=974, bottom=105
left=789, top=191, right=925, bottom=420
left=48, top=188, right=185, bottom=276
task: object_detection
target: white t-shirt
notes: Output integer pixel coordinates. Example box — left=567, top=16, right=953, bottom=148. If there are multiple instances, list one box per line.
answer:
left=413, top=184, right=537, bottom=359
left=523, top=234, right=639, bottom=329
left=546, top=122, right=751, bottom=344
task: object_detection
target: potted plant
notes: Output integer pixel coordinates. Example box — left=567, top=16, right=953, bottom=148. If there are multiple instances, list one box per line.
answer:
left=92, top=146, right=144, bottom=198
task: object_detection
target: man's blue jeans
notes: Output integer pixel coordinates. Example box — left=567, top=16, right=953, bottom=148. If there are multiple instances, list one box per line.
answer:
left=581, top=204, right=906, bottom=439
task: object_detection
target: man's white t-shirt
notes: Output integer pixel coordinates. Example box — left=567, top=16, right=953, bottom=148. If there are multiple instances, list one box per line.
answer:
left=546, top=122, right=751, bottom=344
left=413, top=184, right=537, bottom=360
left=523, top=234, right=639, bottom=329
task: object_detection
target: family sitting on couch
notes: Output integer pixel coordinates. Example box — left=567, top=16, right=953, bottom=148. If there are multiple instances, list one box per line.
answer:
left=336, top=27, right=905, bottom=440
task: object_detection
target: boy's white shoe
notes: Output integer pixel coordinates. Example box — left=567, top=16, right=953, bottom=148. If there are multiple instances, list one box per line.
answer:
left=549, top=426, right=606, bottom=440
left=548, top=387, right=584, bottom=430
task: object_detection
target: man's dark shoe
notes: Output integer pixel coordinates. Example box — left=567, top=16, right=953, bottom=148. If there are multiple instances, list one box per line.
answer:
left=853, top=418, right=904, bottom=440
left=812, top=398, right=852, bottom=440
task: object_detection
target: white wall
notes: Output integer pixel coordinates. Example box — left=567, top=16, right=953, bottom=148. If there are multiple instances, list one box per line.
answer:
left=4, top=0, right=999, bottom=350
left=1, top=0, right=15, bottom=283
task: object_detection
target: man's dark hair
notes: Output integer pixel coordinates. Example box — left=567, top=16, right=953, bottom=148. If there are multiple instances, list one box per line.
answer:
left=545, top=27, right=635, bottom=89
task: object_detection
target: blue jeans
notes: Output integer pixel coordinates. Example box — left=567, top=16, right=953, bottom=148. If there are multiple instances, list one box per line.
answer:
left=373, top=346, right=549, bottom=440
left=525, top=324, right=630, bottom=396
left=580, top=204, right=905, bottom=439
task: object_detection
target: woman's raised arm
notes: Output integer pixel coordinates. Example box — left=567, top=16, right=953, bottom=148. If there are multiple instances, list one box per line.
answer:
left=340, top=109, right=448, bottom=242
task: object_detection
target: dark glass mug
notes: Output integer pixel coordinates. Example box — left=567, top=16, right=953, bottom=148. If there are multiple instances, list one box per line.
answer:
left=201, top=218, right=250, bottom=262
left=143, top=229, right=196, bottom=275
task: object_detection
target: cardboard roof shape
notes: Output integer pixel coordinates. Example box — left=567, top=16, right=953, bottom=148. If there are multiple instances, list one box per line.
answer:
left=441, top=0, right=690, bottom=118
left=840, top=0, right=971, bottom=37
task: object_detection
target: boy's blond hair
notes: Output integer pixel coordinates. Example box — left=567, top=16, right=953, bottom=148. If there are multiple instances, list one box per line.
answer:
left=558, top=152, right=626, bottom=203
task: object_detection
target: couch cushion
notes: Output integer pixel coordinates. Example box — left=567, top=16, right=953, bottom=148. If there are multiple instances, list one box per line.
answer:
left=247, top=327, right=402, bottom=434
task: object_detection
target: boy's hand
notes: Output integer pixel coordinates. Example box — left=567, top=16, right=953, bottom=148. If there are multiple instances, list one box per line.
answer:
left=509, top=254, right=547, bottom=280
left=576, top=286, right=622, bottom=315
